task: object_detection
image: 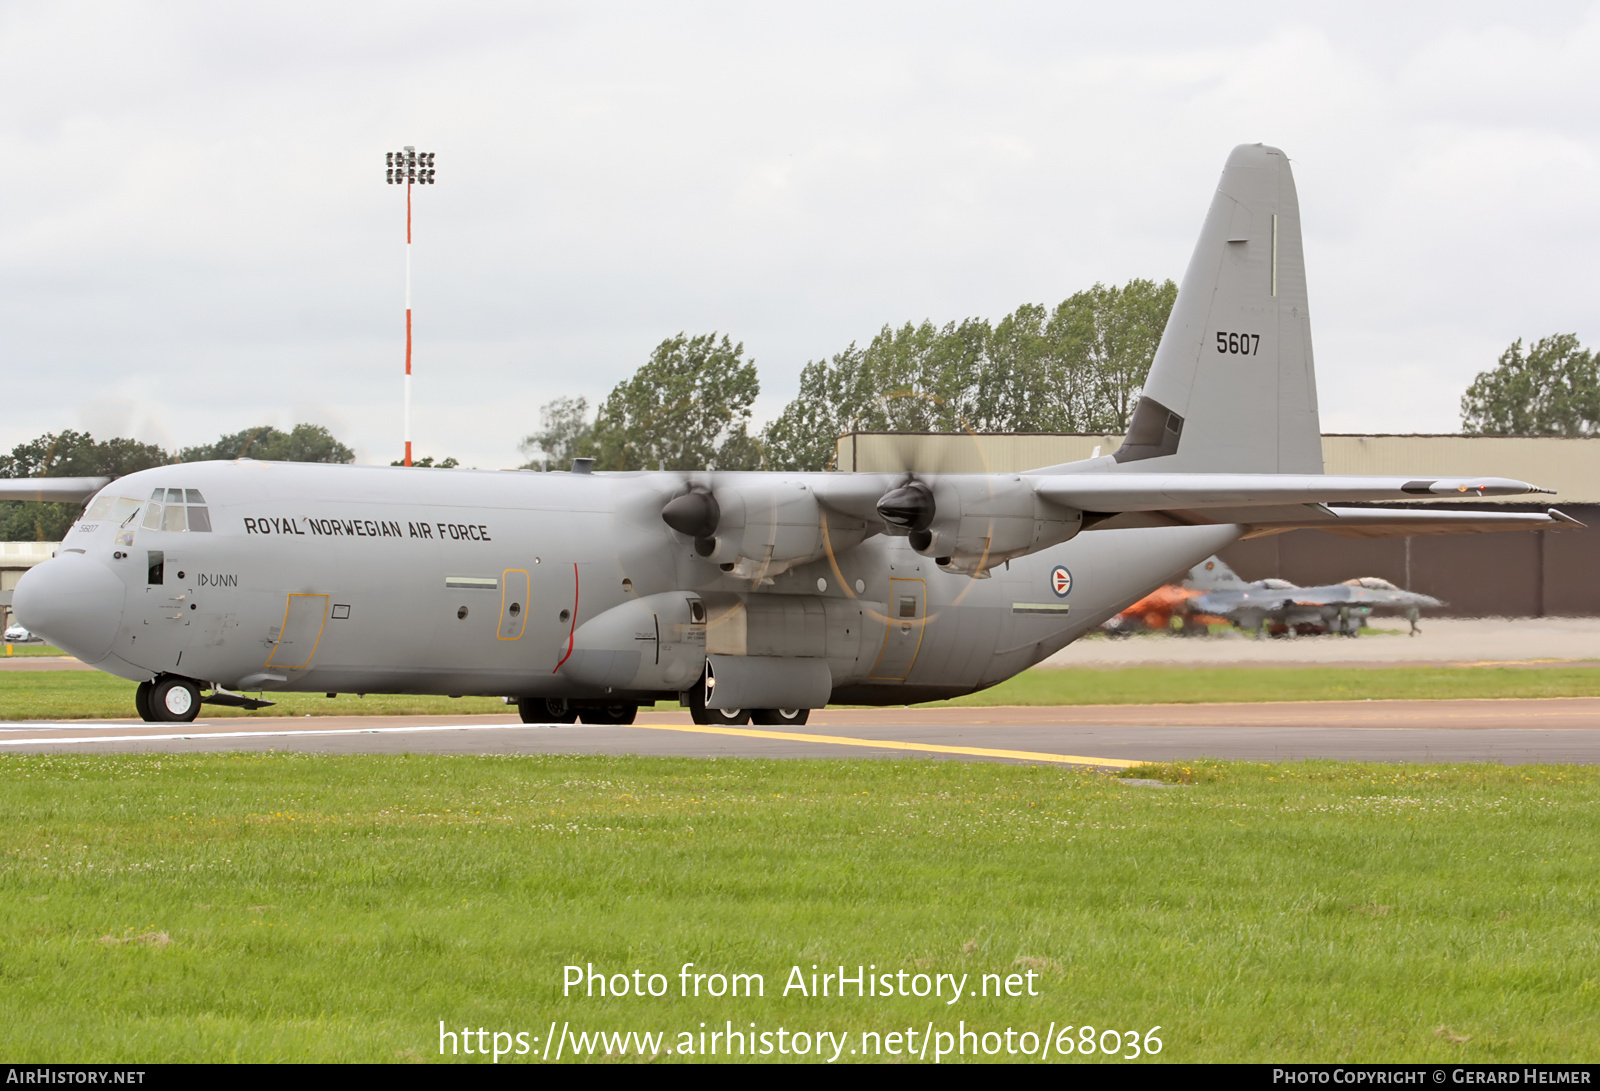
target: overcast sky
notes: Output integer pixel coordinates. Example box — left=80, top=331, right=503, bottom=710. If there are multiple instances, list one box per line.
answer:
left=3, top=1, right=1597, bottom=467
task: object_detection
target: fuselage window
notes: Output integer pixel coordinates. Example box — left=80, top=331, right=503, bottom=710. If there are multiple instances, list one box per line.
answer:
left=898, top=595, right=918, bottom=618
left=147, top=550, right=164, bottom=586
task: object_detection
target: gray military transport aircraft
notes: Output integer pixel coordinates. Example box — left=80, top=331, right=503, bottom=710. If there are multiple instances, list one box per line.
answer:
left=4, top=144, right=1575, bottom=726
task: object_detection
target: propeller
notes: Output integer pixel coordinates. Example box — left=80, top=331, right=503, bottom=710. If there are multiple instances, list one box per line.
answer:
left=875, top=478, right=935, bottom=533
left=875, top=476, right=937, bottom=553
left=661, top=485, right=719, bottom=557
left=853, top=398, right=989, bottom=553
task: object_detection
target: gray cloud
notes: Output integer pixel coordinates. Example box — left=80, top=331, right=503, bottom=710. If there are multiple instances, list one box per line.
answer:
left=2, top=1, right=1597, bottom=468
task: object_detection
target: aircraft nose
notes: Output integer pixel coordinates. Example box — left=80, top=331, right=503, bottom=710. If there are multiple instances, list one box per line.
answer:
left=13, top=554, right=125, bottom=663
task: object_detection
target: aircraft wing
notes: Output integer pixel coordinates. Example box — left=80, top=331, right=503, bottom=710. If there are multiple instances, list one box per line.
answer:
left=0, top=478, right=110, bottom=504
left=1030, top=473, right=1549, bottom=512
left=664, top=471, right=1565, bottom=581
left=1241, top=506, right=1583, bottom=539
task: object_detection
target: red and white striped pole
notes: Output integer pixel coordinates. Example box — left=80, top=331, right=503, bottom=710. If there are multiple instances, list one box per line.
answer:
left=386, top=147, right=436, bottom=466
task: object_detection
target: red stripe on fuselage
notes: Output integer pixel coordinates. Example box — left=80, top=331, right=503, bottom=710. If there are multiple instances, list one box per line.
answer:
left=553, top=563, right=578, bottom=672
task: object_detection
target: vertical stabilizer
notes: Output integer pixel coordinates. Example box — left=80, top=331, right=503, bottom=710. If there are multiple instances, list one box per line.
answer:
left=1183, top=556, right=1245, bottom=591
left=1114, top=144, right=1323, bottom=473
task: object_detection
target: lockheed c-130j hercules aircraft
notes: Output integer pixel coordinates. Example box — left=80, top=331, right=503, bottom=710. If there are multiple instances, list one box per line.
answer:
left=6, top=144, right=1577, bottom=725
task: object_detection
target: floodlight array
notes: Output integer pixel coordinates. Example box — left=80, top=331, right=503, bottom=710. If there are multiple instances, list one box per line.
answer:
left=386, top=148, right=437, bottom=185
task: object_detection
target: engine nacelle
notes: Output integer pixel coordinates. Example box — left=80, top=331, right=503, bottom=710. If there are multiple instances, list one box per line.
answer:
left=663, top=479, right=871, bottom=582
left=894, top=476, right=1082, bottom=577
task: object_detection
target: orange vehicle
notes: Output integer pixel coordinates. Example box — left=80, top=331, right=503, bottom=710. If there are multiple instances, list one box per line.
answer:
left=1102, top=558, right=1233, bottom=636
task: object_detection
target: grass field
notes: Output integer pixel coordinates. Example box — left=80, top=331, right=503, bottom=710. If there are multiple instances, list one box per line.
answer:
left=945, top=664, right=1600, bottom=706
left=0, top=753, right=1595, bottom=1063
left=4, top=663, right=1600, bottom=721
left=2, top=643, right=64, bottom=657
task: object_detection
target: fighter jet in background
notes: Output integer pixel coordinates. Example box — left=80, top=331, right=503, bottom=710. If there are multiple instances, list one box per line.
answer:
left=1188, top=558, right=1444, bottom=636
left=2, top=144, right=1575, bottom=724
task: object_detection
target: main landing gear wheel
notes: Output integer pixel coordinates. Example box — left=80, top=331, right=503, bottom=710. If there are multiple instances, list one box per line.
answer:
left=687, top=681, right=748, bottom=726
left=147, top=676, right=201, bottom=723
left=518, top=698, right=578, bottom=724
left=134, top=680, right=154, bottom=722
left=578, top=704, right=638, bottom=725
left=751, top=708, right=809, bottom=726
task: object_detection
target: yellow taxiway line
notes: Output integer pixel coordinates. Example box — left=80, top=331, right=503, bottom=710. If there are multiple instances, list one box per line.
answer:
left=626, top=722, right=1140, bottom=767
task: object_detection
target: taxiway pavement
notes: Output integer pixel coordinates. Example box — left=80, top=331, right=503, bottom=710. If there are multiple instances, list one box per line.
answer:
left=3, top=700, right=1598, bottom=765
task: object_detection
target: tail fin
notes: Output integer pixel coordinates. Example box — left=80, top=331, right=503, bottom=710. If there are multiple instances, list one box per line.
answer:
left=1183, top=555, right=1246, bottom=591
left=1114, top=144, right=1323, bottom=473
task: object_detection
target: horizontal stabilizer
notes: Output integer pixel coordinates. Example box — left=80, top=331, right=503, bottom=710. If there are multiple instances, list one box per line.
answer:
left=0, top=478, right=110, bottom=504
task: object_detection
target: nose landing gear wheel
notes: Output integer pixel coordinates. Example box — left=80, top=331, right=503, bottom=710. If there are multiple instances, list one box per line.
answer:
left=148, top=677, right=201, bottom=723
left=751, top=708, right=810, bottom=726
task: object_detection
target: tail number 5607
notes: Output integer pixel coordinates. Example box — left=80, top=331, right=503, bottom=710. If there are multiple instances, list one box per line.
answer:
left=1216, top=332, right=1260, bottom=355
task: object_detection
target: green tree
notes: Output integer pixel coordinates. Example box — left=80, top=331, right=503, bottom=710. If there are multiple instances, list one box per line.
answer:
left=519, top=396, right=595, bottom=470
left=590, top=334, right=762, bottom=471
left=1058, top=278, right=1178, bottom=432
left=761, top=319, right=989, bottom=470
left=760, top=278, right=1177, bottom=470
left=1461, top=335, right=1599, bottom=436
left=178, top=424, right=355, bottom=464
left=0, top=430, right=171, bottom=541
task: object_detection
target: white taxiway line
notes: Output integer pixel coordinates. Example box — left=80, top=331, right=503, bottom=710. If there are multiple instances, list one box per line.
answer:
left=0, top=722, right=567, bottom=744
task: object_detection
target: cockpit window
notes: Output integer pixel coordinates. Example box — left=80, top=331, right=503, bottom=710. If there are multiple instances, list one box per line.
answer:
left=136, top=490, right=212, bottom=533
left=84, top=496, right=116, bottom=521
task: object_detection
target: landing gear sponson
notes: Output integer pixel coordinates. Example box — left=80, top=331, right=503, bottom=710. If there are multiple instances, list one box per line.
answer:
left=512, top=694, right=808, bottom=727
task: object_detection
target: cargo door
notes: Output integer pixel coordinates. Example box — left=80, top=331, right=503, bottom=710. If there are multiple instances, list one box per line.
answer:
left=869, top=577, right=926, bottom=681
left=265, top=593, right=330, bottom=669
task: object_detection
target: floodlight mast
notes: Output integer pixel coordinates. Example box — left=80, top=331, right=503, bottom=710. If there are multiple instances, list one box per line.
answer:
left=385, top=146, right=437, bottom=466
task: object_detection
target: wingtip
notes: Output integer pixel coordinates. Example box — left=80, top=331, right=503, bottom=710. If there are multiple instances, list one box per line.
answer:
left=1549, top=507, right=1587, bottom=528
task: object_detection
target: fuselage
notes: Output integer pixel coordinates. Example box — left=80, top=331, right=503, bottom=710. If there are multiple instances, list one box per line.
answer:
left=16, top=460, right=1241, bottom=705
